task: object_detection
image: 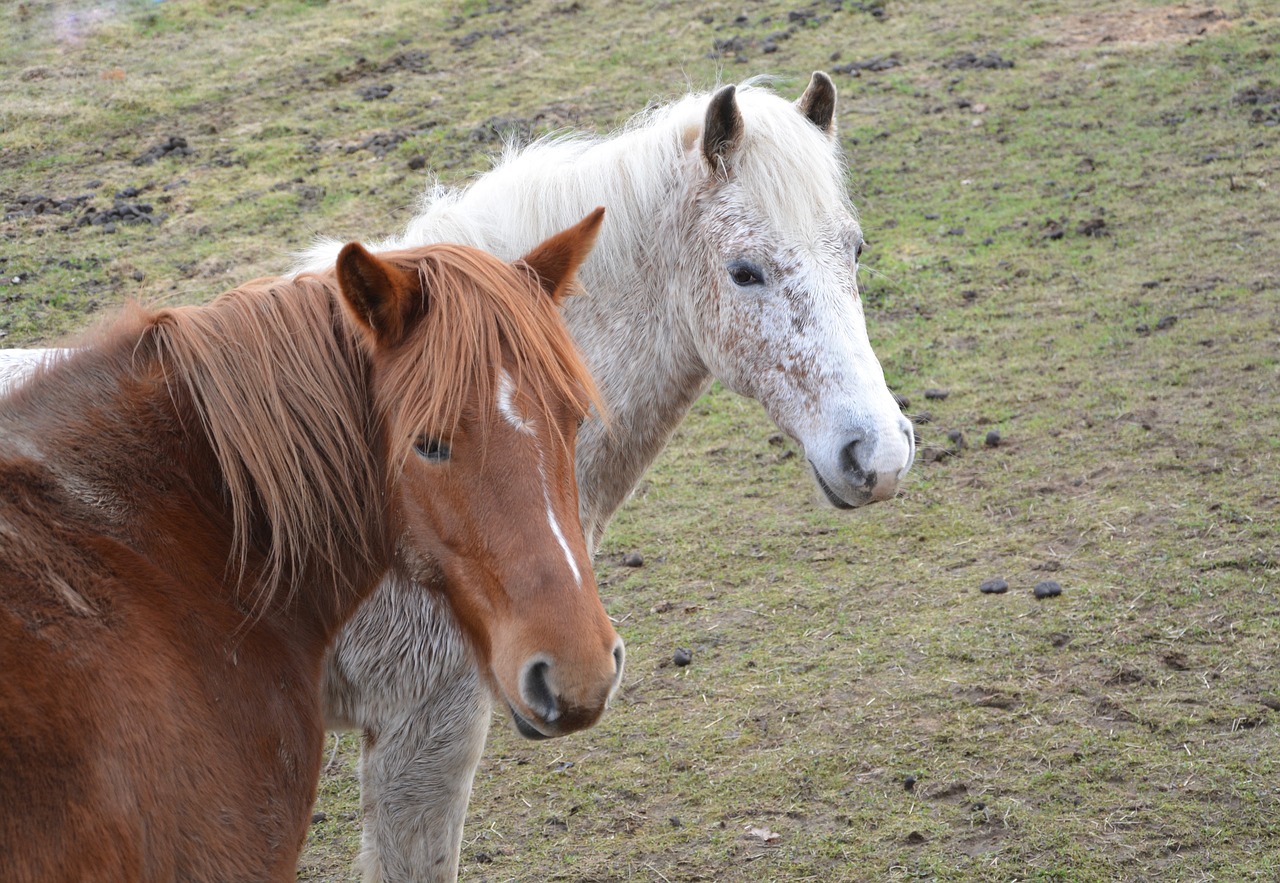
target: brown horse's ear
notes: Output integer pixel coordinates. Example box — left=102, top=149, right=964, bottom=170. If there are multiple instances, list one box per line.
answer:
left=702, top=84, right=744, bottom=176
left=336, top=242, right=409, bottom=345
left=518, top=207, right=604, bottom=304
left=796, top=71, right=837, bottom=137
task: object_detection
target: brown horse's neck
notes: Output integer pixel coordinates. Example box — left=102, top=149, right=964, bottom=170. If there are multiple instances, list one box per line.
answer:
left=0, top=303, right=393, bottom=649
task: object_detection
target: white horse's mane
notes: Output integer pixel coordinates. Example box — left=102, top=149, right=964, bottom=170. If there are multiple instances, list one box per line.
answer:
left=294, top=77, right=853, bottom=275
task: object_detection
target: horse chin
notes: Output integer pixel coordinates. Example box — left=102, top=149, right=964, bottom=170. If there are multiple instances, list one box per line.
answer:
left=808, top=460, right=867, bottom=511
left=506, top=703, right=552, bottom=741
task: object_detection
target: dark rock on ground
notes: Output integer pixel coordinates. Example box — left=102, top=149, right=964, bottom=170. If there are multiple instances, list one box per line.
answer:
left=673, top=647, right=693, bottom=667
left=621, top=551, right=644, bottom=568
left=980, top=577, right=1009, bottom=594
left=1034, top=580, right=1063, bottom=599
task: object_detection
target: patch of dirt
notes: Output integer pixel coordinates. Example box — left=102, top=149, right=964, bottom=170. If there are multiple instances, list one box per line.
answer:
left=1232, top=84, right=1280, bottom=125
left=4, top=192, right=94, bottom=220
left=451, top=26, right=523, bottom=51
left=132, top=135, right=192, bottom=166
left=1046, top=5, right=1232, bottom=50
left=467, top=103, right=592, bottom=144
left=959, top=825, right=1009, bottom=857
left=921, top=780, right=970, bottom=802
left=954, top=686, right=1022, bottom=710
left=943, top=50, right=1015, bottom=70
left=323, top=49, right=435, bottom=85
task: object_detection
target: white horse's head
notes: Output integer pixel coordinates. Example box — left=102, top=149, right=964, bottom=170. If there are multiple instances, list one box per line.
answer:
left=677, top=73, right=914, bottom=508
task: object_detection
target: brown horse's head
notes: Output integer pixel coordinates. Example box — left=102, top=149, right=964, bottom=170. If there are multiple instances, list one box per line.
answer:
left=335, top=209, right=622, bottom=739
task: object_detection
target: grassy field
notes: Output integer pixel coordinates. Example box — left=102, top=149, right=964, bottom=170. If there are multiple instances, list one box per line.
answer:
left=4, top=0, right=1278, bottom=880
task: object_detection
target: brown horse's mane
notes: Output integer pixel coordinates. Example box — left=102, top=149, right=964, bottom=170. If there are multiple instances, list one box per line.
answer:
left=147, top=271, right=383, bottom=611
left=90, top=243, right=602, bottom=612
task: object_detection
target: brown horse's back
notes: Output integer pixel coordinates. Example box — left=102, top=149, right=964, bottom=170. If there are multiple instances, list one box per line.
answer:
left=0, top=459, right=323, bottom=882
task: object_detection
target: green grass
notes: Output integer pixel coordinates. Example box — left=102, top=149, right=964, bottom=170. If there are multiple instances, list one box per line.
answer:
left=4, top=0, right=1279, bottom=880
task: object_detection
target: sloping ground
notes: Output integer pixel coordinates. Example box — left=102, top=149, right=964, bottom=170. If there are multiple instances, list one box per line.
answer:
left=3, top=1, right=1277, bottom=881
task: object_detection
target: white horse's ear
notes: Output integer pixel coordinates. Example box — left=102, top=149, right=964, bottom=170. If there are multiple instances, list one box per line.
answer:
left=702, top=84, right=744, bottom=176
left=797, top=71, right=837, bottom=137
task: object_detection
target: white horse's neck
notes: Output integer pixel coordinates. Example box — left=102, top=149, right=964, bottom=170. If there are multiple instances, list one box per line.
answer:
left=339, top=128, right=715, bottom=553
left=564, top=285, right=711, bottom=554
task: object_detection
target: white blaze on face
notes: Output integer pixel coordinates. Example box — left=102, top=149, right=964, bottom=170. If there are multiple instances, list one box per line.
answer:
left=498, top=370, right=582, bottom=588
left=497, top=370, right=535, bottom=436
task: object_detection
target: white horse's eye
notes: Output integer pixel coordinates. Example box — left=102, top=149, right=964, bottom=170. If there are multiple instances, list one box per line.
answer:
left=414, top=436, right=450, bottom=462
left=854, top=239, right=865, bottom=262
left=728, top=261, right=764, bottom=287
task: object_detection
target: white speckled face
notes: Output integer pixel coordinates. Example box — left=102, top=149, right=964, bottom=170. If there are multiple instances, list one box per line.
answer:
left=686, top=186, right=914, bottom=508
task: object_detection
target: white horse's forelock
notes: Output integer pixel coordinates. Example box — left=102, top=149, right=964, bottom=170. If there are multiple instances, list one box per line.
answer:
left=292, top=78, right=853, bottom=276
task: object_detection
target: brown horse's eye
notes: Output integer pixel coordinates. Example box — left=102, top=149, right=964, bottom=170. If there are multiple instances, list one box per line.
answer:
left=414, top=437, right=450, bottom=462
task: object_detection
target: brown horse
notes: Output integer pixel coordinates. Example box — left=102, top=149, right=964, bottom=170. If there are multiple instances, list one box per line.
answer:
left=0, top=209, right=621, bottom=881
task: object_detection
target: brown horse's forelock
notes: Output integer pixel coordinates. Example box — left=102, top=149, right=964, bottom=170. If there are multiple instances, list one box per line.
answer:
left=145, top=245, right=599, bottom=613
left=374, top=244, right=603, bottom=466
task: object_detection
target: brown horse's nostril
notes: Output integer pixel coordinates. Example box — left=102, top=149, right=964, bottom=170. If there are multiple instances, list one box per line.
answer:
left=521, top=660, right=559, bottom=724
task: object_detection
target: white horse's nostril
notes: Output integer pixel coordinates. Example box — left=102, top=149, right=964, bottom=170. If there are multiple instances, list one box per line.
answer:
left=838, top=430, right=870, bottom=485
left=898, top=419, right=917, bottom=477
left=611, top=639, right=626, bottom=690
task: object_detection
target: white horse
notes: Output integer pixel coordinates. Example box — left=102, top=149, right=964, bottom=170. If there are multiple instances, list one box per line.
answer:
left=4, top=73, right=913, bottom=881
